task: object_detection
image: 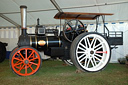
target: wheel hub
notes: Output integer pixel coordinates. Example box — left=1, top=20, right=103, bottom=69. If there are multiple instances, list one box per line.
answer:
left=24, top=60, right=29, bottom=64
left=90, top=50, right=94, bottom=54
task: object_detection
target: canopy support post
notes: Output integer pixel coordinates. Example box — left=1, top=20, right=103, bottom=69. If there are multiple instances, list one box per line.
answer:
left=102, top=15, right=109, bottom=37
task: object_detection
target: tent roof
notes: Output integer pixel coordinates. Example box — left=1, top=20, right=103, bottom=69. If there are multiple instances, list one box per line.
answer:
left=0, top=0, right=128, bottom=27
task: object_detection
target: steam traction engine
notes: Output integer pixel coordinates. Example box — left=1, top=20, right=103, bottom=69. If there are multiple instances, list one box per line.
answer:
left=10, top=5, right=123, bottom=76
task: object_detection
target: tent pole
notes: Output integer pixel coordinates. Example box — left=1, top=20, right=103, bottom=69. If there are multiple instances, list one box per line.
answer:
left=50, top=0, right=63, bottom=12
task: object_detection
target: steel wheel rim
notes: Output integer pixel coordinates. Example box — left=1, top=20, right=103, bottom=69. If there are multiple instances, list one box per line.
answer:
left=76, top=34, right=110, bottom=71
left=11, top=48, right=41, bottom=76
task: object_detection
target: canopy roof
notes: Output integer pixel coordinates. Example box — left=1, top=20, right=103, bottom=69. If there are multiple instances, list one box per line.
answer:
left=54, top=12, right=113, bottom=20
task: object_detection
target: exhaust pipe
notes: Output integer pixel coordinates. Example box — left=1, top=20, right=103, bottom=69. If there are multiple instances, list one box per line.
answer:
left=20, top=5, right=27, bottom=35
left=18, top=5, right=30, bottom=47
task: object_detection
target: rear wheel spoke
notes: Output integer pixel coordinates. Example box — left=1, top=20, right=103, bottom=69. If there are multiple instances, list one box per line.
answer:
left=78, top=46, right=86, bottom=51
left=94, top=56, right=103, bottom=63
left=79, top=56, right=86, bottom=62
left=84, top=38, right=88, bottom=48
left=90, top=37, right=95, bottom=46
left=94, top=42, right=103, bottom=49
left=95, top=53, right=102, bottom=58
left=86, top=59, right=91, bottom=68
left=93, top=38, right=97, bottom=48
left=95, top=45, right=103, bottom=51
left=90, top=59, right=95, bottom=67
left=87, top=37, right=91, bottom=48
left=79, top=43, right=87, bottom=49
left=77, top=51, right=87, bottom=54
left=84, top=57, right=88, bottom=67
left=78, top=53, right=86, bottom=59
left=92, top=57, right=97, bottom=66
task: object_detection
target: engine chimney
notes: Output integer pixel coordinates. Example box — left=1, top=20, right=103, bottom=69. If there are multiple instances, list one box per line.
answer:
left=20, top=5, right=27, bottom=35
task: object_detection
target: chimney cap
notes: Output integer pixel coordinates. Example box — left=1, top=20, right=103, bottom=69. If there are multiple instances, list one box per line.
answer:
left=20, top=5, right=27, bottom=9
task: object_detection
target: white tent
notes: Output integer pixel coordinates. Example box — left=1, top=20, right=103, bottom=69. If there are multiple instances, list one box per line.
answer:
left=0, top=0, right=128, bottom=27
left=0, top=0, right=128, bottom=62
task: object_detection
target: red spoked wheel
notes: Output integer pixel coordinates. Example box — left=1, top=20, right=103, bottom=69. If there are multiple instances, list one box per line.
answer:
left=10, top=46, right=42, bottom=76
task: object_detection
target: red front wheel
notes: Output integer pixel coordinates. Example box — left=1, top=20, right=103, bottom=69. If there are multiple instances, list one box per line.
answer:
left=10, top=46, right=42, bottom=76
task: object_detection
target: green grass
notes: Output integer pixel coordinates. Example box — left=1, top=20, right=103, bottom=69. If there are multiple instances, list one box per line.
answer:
left=0, top=59, right=128, bottom=85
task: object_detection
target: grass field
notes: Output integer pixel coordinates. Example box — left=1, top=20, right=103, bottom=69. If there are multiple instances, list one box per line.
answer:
left=0, top=59, right=128, bottom=85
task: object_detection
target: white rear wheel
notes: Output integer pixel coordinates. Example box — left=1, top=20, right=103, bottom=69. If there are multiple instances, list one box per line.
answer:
left=70, top=32, right=111, bottom=72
